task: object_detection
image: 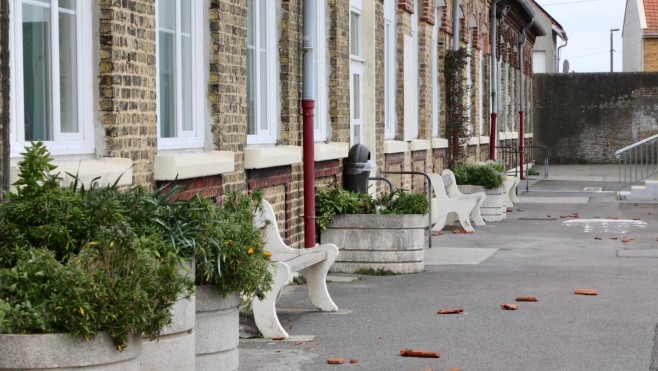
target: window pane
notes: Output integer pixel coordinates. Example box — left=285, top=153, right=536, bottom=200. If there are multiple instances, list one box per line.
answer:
left=23, top=3, right=52, bottom=141
left=258, top=0, right=267, bottom=132
left=159, top=0, right=175, bottom=30
left=247, top=0, right=255, bottom=134
left=159, top=31, right=176, bottom=138
left=352, top=73, right=360, bottom=120
left=59, top=0, right=75, bottom=10
left=353, top=124, right=360, bottom=144
left=350, top=12, right=359, bottom=57
left=181, top=1, right=192, bottom=132
left=59, top=10, right=78, bottom=133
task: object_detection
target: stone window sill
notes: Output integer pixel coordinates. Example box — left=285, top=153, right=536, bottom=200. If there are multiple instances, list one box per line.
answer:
left=410, top=139, right=430, bottom=151
left=384, top=140, right=407, bottom=154
left=154, top=151, right=235, bottom=181
left=315, top=142, right=349, bottom=161
left=244, top=145, right=302, bottom=169
left=432, top=138, right=449, bottom=149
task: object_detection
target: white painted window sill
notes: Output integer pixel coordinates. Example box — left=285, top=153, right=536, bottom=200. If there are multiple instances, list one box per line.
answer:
left=10, top=157, right=134, bottom=190
left=315, top=142, right=349, bottom=162
left=154, top=151, right=235, bottom=181
left=409, top=139, right=430, bottom=151
left=467, top=136, right=491, bottom=145
left=524, top=133, right=533, bottom=138
left=244, top=145, right=302, bottom=169
left=499, top=132, right=519, bottom=140
left=383, top=140, right=407, bottom=154
left=431, top=138, right=449, bottom=149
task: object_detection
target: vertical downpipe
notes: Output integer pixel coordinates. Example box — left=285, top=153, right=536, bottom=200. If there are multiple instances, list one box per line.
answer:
left=302, top=0, right=316, bottom=248
left=489, top=0, right=501, bottom=161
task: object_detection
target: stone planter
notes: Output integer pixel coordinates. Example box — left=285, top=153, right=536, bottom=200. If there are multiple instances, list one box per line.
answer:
left=478, top=186, right=506, bottom=222
left=0, top=332, right=142, bottom=370
left=195, top=286, right=239, bottom=371
left=321, top=214, right=426, bottom=274
left=141, top=260, right=195, bottom=371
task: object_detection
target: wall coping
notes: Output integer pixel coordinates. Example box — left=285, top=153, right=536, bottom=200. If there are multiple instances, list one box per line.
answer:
left=154, top=151, right=235, bottom=181
left=315, top=142, right=349, bottom=162
left=244, top=145, right=302, bottom=169
left=383, top=140, right=408, bottom=154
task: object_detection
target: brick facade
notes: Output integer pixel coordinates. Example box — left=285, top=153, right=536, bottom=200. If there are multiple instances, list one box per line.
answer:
left=1, top=0, right=543, bottom=249
left=98, top=0, right=158, bottom=188
left=643, top=38, right=658, bottom=72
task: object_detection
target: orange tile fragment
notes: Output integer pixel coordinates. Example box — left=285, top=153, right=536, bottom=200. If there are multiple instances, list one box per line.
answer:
left=293, top=341, right=304, bottom=346
left=500, top=304, right=519, bottom=310
left=349, top=358, right=359, bottom=364
left=574, top=289, right=598, bottom=296
left=327, top=358, right=345, bottom=364
left=272, top=337, right=286, bottom=341
left=400, top=349, right=441, bottom=358
left=437, top=308, right=464, bottom=314
left=515, top=297, right=539, bottom=302
left=594, top=237, right=602, bottom=240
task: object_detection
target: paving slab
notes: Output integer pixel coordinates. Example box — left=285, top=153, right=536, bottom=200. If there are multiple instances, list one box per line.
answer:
left=424, top=247, right=498, bottom=265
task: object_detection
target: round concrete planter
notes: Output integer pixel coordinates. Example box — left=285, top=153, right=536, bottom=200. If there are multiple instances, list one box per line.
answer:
left=195, top=286, right=239, bottom=371
left=141, top=260, right=195, bottom=371
left=0, top=332, right=142, bottom=370
left=479, top=186, right=506, bottom=222
left=321, top=214, right=426, bottom=274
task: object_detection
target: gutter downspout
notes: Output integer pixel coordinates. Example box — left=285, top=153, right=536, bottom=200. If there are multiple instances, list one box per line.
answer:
left=489, top=0, right=502, bottom=161
left=302, top=0, right=316, bottom=248
left=2, top=0, right=10, bottom=199
left=556, top=31, right=568, bottom=72
left=518, top=18, right=534, bottom=180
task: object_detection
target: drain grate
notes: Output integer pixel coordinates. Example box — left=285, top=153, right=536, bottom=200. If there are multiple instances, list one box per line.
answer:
left=562, top=219, right=648, bottom=233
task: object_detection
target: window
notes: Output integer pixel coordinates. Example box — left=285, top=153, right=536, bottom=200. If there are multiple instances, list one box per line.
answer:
left=247, top=0, right=278, bottom=145
left=157, top=0, right=205, bottom=150
left=350, top=1, right=364, bottom=145
left=314, top=1, right=329, bottom=141
left=10, top=0, right=93, bottom=156
left=384, top=0, right=396, bottom=139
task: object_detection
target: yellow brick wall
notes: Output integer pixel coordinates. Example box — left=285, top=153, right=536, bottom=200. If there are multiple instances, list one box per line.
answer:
left=643, top=38, right=658, bottom=72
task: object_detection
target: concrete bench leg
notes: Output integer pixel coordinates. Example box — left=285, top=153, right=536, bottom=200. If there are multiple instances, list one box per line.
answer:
left=300, top=244, right=339, bottom=312
left=252, top=262, right=291, bottom=339
left=471, top=196, right=486, bottom=226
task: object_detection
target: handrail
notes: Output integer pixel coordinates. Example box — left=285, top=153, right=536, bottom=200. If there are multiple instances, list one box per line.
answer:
left=615, top=134, right=658, bottom=192
left=615, top=133, right=658, bottom=158
left=380, top=171, right=433, bottom=249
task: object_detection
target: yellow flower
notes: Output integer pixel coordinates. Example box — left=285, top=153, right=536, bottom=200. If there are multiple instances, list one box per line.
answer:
left=264, top=251, right=272, bottom=259
left=247, top=248, right=255, bottom=255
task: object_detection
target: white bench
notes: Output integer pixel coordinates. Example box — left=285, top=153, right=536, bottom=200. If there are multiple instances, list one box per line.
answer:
left=252, top=200, right=339, bottom=339
left=441, top=169, right=487, bottom=226
left=504, top=173, right=521, bottom=206
left=428, top=173, right=477, bottom=233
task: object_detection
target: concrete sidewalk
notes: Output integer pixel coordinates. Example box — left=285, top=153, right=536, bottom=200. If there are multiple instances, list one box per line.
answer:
left=240, top=165, right=658, bottom=371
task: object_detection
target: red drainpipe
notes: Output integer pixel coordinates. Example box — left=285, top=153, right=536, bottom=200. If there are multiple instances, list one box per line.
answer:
left=518, top=111, right=525, bottom=180
left=489, top=113, right=497, bottom=160
left=302, top=99, right=316, bottom=248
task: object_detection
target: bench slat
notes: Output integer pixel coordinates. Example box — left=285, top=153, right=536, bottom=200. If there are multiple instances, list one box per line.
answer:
left=273, top=251, right=328, bottom=272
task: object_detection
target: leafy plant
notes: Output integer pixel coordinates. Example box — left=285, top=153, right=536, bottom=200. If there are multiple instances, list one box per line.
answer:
left=192, top=190, right=273, bottom=301
left=444, top=48, right=472, bottom=167
left=315, top=187, right=429, bottom=230
left=353, top=267, right=397, bottom=276
left=0, top=142, right=194, bottom=350
left=527, top=167, right=540, bottom=176
left=451, top=163, right=504, bottom=189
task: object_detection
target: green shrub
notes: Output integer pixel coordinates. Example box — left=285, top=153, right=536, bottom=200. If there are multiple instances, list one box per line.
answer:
left=450, top=163, right=504, bottom=189
left=315, top=187, right=429, bottom=230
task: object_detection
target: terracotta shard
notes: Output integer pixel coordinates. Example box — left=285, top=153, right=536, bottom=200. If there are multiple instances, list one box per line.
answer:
left=515, top=297, right=539, bottom=302
left=349, top=358, right=359, bottom=364
left=327, top=358, right=345, bottom=364
left=500, top=304, right=519, bottom=310
left=400, top=349, right=441, bottom=358
left=574, top=289, right=598, bottom=296
left=437, top=308, right=464, bottom=315
left=272, top=337, right=286, bottom=341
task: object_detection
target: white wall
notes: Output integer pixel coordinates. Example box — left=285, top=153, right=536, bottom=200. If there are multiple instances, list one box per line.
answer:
left=623, top=0, right=645, bottom=72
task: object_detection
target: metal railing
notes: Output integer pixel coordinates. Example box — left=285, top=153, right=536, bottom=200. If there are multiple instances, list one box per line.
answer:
left=615, top=134, right=658, bottom=191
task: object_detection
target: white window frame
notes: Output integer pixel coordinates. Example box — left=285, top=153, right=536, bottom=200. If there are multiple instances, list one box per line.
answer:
left=314, top=0, right=329, bottom=142
left=156, top=0, right=205, bottom=150
left=10, top=0, right=94, bottom=157
left=384, top=0, right=396, bottom=139
left=247, top=0, right=278, bottom=145
left=350, top=0, right=364, bottom=145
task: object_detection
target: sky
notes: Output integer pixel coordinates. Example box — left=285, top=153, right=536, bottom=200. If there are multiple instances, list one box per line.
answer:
left=536, top=0, right=627, bottom=72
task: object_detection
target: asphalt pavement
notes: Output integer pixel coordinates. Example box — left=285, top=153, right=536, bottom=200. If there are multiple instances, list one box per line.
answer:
left=240, top=165, right=658, bottom=371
